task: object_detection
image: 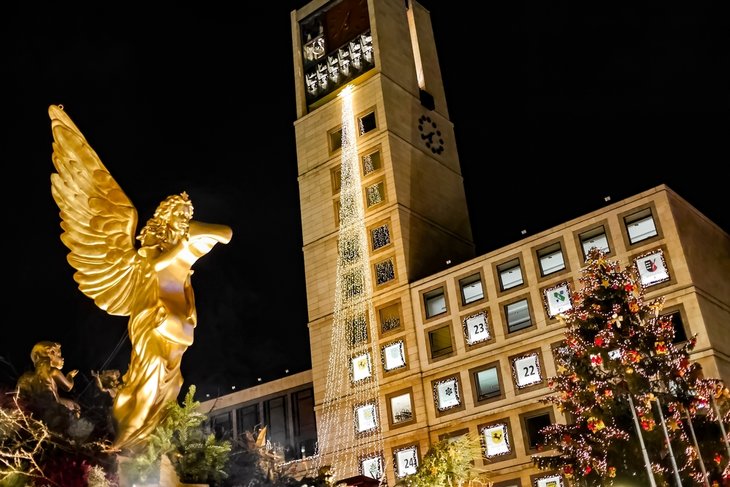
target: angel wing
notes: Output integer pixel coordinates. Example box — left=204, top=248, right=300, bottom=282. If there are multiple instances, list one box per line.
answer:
left=49, top=105, right=154, bottom=316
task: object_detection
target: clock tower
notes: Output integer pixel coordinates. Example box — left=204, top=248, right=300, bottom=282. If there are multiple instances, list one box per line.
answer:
left=291, top=0, right=474, bottom=482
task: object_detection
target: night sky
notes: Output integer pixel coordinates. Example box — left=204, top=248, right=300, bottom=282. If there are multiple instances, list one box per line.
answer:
left=2, top=1, right=728, bottom=401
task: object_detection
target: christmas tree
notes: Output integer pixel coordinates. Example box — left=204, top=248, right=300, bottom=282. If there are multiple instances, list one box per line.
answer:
left=533, top=248, right=728, bottom=486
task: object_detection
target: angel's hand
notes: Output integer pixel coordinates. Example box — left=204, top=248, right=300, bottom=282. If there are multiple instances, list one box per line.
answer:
left=67, top=369, right=79, bottom=379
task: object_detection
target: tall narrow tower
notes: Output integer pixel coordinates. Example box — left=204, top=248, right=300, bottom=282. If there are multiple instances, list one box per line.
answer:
left=291, top=0, right=474, bottom=483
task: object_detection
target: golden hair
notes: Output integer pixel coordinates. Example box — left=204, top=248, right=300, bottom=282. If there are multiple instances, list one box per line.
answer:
left=137, top=192, right=194, bottom=249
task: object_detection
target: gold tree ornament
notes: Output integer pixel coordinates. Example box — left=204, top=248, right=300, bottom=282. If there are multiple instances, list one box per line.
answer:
left=48, top=105, right=233, bottom=452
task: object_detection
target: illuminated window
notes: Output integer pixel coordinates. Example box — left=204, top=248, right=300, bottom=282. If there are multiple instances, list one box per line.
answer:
left=634, top=249, right=670, bottom=287
left=473, top=364, right=501, bottom=401
left=536, top=242, right=566, bottom=276
left=377, top=301, right=402, bottom=334
left=433, top=376, right=461, bottom=411
left=393, top=445, right=419, bottom=478
left=351, top=353, right=372, bottom=383
left=497, top=259, right=523, bottom=291
left=625, top=208, right=658, bottom=244
left=511, top=352, right=543, bottom=389
left=479, top=422, right=512, bottom=459
left=360, top=455, right=384, bottom=480
left=543, top=281, right=572, bottom=318
left=381, top=341, right=406, bottom=371
left=370, top=223, right=390, bottom=251
left=362, top=149, right=382, bottom=175
left=578, top=226, right=610, bottom=258
left=459, top=273, right=484, bottom=305
left=365, top=181, right=385, bottom=207
left=505, top=299, right=532, bottom=333
left=374, top=258, right=395, bottom=285
left=388, top=391, right=414, bottom=425
left=424, top=288, right=447, bottom=318
left=358, top=111, right=377, bottom=135
left=463, top=311, right=490, bottom=345
left=355, top=403, right=378, bottom=433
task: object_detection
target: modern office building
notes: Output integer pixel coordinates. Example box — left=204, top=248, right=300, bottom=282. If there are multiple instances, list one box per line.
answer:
left=203, top=1, right=729, bottom=485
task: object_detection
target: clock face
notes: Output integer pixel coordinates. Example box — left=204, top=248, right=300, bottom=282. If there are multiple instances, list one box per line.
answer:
left=418, top=115, right=445, bottom=154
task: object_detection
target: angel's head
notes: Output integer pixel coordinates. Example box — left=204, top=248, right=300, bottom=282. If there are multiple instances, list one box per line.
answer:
left=138, top=192, right=194, bottom=250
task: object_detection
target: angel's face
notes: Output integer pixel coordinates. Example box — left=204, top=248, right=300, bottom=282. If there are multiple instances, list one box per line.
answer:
left=170, top=203, right=192, bottom=236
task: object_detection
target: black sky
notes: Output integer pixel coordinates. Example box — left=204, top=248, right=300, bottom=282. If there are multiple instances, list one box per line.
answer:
left=2, top=1, right=728, bottom=400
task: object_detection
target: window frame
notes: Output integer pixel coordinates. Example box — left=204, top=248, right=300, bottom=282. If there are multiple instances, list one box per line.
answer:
left=573, top=220, right=614, bottom=263
left=364, top=178, right=387, bottom=209
left=392, top=443, right=420, bottom=479
left=619, top=202, right=663, bottom=248
left=376, top=299, right=403, bottom=336
left=385, top=388, right=416, bottom=429
left=509, top=348, right=546, bottom=394
left=461, top=308, right=494, bottom=349
left=532, top=237, right=571, bottom=281
left=373, top=255, right=397, bottom=287
left=455, top=269, right=486, bottom=309
left=659, top=304, right=690, bottom=344
left=477, top=417, right=517, bottom=463
left=493, top=254, right=527, bottom=296
left=431, top=373, right=465, bottom=416
left=381, top=339, right=408, bottom=374
left=356, top=107, right=378, bottom=137
left=519, top=406, right=555, bottom=454
left=469, top=360, right=505, bottom=406
left=500, top=294, right=536, bottom=336
left=420, top=284, right=449, bottom=321
left=425, top=321, right=455, bottom=362
left=367, top=218, right=392, bottom=253
left=530, top=473, right=565, bottom=487
left=327, top=125, right=343, bottom=154
left=630, top=245, right=674, bottom=291
left=540, top=280, right=574, bottom=321
left=361, top=146, right=383, bottom=177
left=354, top=400, right=379, bottom=436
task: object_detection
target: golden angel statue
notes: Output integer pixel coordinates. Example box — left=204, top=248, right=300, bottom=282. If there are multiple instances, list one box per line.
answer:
left=49, top=105, right=232, bottom=451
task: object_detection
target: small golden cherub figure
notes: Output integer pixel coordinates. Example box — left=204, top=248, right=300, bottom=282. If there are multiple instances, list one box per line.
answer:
left=16, top=341, right=80, bottom=416
left=91, top=369, right=122, bottom=398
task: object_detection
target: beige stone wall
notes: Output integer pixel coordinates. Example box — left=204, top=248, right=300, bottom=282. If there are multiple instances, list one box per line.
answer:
left=290, top=0, right=728, bottom=484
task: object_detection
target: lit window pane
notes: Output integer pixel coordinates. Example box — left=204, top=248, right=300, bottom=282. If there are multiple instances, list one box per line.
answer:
left=371, top=224, right=390, bottom=250
left=390, top=393, right=413, bottom=424
left=506, top=299, right=531, bottom=332
left=580, top=230, right=609, bottom=257
left=537, top=244, right=566, bottom=276
left=475, top=367, right=500, bottom=400
left=459, top=274, right=484, bottom=304
left=424, top=289, right=446, bottom=318
left=499, top=263, right=523, bottom=290
left=625, top=209, right=658, bottom=244
left=375, top=259, right=395, bottom=285
left=366, top=182, right=385, bottom=207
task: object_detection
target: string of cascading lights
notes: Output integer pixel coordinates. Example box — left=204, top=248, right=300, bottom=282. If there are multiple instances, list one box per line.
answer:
left=314, top=85, right=386, bottom=482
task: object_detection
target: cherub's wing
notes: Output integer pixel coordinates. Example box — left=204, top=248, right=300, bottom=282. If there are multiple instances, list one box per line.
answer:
left=49, top=105, right=153, bottom=316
